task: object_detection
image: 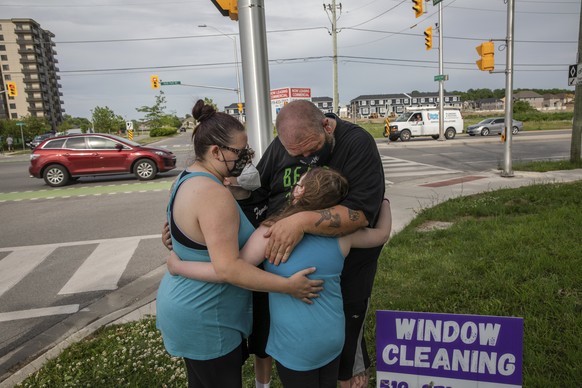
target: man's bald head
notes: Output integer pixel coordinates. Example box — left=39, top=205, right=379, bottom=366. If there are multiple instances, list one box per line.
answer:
left=275, top=100, right=326, bottom=142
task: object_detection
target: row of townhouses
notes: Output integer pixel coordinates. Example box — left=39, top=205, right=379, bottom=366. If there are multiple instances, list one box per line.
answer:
left=226, top=91, right=573, bottom=121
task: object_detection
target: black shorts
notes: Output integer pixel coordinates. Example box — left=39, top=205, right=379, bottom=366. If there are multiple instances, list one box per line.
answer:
left=247, top=290, right=270, bottom=358
left=275, top=356, right=340, bottom=388
left=183, top=342, right=248, bottom=388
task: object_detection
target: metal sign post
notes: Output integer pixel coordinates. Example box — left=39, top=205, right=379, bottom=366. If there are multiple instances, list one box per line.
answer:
left=16, top=122, right=25, bottom=151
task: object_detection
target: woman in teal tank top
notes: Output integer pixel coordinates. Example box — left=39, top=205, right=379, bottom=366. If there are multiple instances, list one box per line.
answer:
left=156, top=100, right=324, bottom=388
left=167, top=167, right=392, bottom=387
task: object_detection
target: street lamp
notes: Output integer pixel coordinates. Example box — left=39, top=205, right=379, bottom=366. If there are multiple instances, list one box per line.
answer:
left=198, top=24, right=243, bottom=122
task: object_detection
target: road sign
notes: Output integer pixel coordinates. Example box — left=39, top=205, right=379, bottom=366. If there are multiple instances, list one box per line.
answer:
left=433, top=0, right=442, bottom=5
left=434, top=74, right=449, bottom=81
left=160, top=81, right=181, bottom=85
left=126, top=121, right=133, bottom=131
left=568, top=64, right=582, bottom=86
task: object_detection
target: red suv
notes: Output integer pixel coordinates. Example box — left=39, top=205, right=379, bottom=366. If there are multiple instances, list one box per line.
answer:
left=29, top=134, right=177, bottom=187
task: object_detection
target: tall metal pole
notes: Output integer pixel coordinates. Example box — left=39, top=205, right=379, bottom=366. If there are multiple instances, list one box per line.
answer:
left=331, top=0, right=339, bottom=114
left=232, top=35, right=243, bottom=122
left=571, top=4, right=582, bottom=162
left=198, top=24, right=243, bottom=122
left=437, top=1, right=445, bottom=141
left=238, top=0, right=273, bottom=160
left=501, top=0, right=515, bottom=177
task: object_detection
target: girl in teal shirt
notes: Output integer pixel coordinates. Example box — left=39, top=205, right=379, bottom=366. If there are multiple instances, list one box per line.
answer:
left=168, top=167, right=392, bottom=387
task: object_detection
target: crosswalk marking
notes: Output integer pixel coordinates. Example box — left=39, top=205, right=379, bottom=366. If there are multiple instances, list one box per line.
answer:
left=0, top=246, right=57, bottom=299
left=381, top=155, right=460, bottom=182
left=58, top=237, right=141, bottom=295
left=0, top=235, right=160, bottom=299
left=0, top=305, right=79, bottom=323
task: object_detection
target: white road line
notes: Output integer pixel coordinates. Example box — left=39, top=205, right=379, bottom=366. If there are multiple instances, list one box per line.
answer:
left=0, top=246, right=57, bottom=299
left=0, top=304, right=79, bottom=322
left=58, top=237, right=141, bottom=294
left=381, top=156, right=460, bottom=178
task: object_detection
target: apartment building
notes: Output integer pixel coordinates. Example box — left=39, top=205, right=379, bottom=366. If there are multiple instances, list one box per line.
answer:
left=0, top=18, right=64, bottom=130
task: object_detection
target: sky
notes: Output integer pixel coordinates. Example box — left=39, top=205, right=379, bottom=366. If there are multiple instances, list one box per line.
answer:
left=3, top=0, right=580, bottom=120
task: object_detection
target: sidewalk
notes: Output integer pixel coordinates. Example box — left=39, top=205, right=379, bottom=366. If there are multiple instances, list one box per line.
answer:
left=2, top=167, right=582, bottom=387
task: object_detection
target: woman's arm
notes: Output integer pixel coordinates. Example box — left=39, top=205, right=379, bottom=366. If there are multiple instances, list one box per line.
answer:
left=166, top=226, right=270, bottom=283
left=345, top=199, right=392, bottom=249
left=171, top=184, right=323, bottom=303
left=166, top=251, right=222, bottom=282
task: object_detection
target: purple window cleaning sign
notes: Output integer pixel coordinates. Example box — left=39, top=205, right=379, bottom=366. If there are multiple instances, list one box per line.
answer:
left=376, top=311, right=523, bottom=388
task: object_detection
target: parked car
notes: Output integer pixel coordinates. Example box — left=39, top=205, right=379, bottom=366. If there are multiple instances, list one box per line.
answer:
left=29, top=133, right=177, bottom=187
left=466, top=118, right=523, bottom=136
left=29, top=133, right=56, bottom=149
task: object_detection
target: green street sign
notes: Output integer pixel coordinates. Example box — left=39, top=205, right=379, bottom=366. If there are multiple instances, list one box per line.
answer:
left=160, top=81, right=181, bottom=85
left=433, top=0, right=443, bottom=5
left=434, top=74, right=449, bottom=81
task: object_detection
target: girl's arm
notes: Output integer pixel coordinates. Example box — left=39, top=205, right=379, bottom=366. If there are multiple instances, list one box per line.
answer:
left=345, top=199, right=392, bottom=249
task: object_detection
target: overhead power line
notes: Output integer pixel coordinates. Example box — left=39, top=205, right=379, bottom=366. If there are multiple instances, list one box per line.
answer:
left=57, top=54, right=568, bottom=76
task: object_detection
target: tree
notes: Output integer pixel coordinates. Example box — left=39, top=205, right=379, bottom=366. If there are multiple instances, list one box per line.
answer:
left=512, top=100, right=536, bottom=114
left=204, top=97, right=218, bottom=111
left=58, top=115, right=92, bottom=133
left=22, top=116, right=51, bottom=137
left=92, top=106, right=124, bottom=134
left=136, top=91, right=167, bottom=130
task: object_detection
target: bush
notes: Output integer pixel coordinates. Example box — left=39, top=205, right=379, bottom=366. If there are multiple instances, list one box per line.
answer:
left=514, top=111, right=573, bottom=122
left=149, top=127, right=178, bottom=137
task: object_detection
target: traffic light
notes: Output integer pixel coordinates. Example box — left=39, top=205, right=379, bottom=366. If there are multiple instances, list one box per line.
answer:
left=151, top=75, right=160, bottom=89
left=424, top=26, right=433, bottom=50
left=211, top=0, right=238, bottom=21
left=412, top=0, right=423, bottom=18
left=476, top=41, right=495, bottom=71
left=6, top=82, right=17, bottom=97
left=237, top=102, right=243, bottom=112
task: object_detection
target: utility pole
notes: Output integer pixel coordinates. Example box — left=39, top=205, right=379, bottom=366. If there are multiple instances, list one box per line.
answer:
left=501, top=0, right=515, bottom=177
left=324, top=1, right=341, bottom=114
left=198, top=24, right=243, bottom=123
left=437, top=1, right=445, bottom=141
left=571, top=4, right=582, bottom=162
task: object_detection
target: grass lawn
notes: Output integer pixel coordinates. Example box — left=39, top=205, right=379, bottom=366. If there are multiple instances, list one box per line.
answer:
left=15, top=175, right=582, bottom=387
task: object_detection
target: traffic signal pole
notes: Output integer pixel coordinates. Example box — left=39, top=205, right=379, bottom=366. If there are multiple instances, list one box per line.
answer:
left=238, top=0, right=273, bottom=160
left=501, top=0, right=515, bottom=177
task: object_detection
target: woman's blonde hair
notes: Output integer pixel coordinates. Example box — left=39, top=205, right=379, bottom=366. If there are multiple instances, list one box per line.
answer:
left=263, top=167, right=348, bottom=226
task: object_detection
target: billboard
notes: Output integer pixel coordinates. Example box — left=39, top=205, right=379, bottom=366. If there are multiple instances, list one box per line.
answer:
left=270, top=87, right=312, bottom=123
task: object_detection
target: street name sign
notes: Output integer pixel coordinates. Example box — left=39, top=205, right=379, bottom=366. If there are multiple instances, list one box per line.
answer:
left=434, top=74, right=449, bottom=81
left=160, top=81, right=181, bottom=85
left=568, top=64, right=582, bottom=86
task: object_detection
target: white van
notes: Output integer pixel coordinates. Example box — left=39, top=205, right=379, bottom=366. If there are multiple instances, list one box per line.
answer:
left=384, top=108, right=464, bottom=141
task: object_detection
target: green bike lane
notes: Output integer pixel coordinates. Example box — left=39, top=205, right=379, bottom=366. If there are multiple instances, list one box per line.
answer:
left=0, top=180, right=174, bottom=202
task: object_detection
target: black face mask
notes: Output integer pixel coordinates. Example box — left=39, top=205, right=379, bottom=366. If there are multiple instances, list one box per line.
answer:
left=298, top=137, right=333, bottom=167
left=220, top=146, right=254, bottom=177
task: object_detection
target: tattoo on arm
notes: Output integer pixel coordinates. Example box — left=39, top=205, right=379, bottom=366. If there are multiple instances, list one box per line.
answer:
left=315, top=209, right=341, bottom=228
left=348, top=209, right=360, bottom=222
